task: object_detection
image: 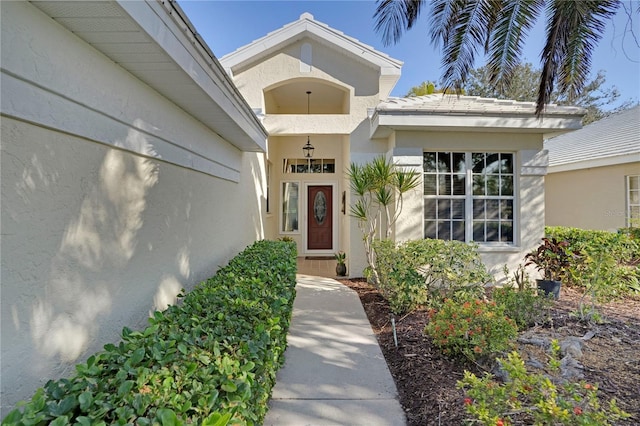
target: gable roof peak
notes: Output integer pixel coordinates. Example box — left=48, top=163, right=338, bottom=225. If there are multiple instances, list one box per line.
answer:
left=220, top=12, right=402, bottom=81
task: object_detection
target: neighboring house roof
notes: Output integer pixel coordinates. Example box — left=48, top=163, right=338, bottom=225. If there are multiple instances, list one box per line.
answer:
left=370, top=95, right=586, bottom=137
left=30, top=0, right=267, bottom=152
left=545, top=105, right=640, bottom=172
left=220, top=12, right=403, bottom=99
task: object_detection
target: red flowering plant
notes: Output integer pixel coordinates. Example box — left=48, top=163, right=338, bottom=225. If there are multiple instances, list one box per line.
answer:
left=457, top=348, right=630, bottom=425
left=424, top=299, right=518, bottom=361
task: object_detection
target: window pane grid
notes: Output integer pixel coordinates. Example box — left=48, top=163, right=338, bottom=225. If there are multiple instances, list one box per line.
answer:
left=424, top=152, right=515, bottom=244
left=284, top=158, right=335, bottom=173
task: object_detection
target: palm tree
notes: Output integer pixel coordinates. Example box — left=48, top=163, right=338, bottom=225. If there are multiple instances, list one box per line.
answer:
left=374, top=0, right=621, bottom=115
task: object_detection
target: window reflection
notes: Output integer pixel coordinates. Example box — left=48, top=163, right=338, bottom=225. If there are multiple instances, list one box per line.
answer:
left=424, top=152, right=515, bottom=244
left=282, top=182, right=299, bottom=232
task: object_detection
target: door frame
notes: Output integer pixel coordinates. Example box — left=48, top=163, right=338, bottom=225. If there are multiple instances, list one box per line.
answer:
left=303, top=182, right=338, bottom=255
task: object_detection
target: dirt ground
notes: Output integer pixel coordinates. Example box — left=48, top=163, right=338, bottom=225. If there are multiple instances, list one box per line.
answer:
left=339, top=279, right=640, bottom=426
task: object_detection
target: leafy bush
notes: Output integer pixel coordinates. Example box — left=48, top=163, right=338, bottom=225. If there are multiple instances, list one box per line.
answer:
left=424, top=299, right=518, bottom=361
left=546, top=226, right=640, bottom=299
left=491, top=286, right=553, bottom=329
left=373, top=239, right=490, bottom=314
left=458, top=348, right=630, bottom=425
left=3, top=240, right=297, bottom=426
left=618, top=227, right=640, bottom=241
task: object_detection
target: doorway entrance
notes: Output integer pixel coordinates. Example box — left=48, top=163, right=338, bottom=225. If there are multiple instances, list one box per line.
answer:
left=307, top=185, right=333, bottom=250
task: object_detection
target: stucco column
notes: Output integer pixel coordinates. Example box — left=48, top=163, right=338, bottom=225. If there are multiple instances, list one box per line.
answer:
left=519, top=149, right=549, bottom=251
left=392, top=147, right=424, bottom=243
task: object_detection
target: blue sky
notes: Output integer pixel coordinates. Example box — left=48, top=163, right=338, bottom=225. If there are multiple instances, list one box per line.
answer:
left=179, top=0, right=639, bottom=109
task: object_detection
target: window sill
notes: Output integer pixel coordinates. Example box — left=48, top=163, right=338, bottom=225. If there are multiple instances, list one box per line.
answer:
left=477, top=245, right=521, bottom=253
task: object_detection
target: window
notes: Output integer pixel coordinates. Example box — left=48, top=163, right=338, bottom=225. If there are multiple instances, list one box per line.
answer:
left=628, top=175, right=640, bottom=227
left=281, top=182, right=299, bottom=233
left=266, top=160, right=272, bottom=214
left=283, top=158, right=335, bottom=174
left=424, top=152, right=514, bottom=244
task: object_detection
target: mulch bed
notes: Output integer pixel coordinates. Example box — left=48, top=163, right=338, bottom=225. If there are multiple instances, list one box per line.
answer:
left=339, top=278, right=640, bottom=426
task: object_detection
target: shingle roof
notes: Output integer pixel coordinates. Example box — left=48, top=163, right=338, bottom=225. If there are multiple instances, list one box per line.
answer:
left=545, top=105, right=640, bottom=170
left=377, top=94, right=584, bottom=116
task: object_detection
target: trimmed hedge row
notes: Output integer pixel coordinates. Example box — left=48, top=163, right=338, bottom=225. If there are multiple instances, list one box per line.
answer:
left=3, top=240, right=297, bottom=426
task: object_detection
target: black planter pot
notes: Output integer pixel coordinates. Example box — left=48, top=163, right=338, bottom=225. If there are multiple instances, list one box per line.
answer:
left=336, top=263, right=347, bottom=277
left=537, top=279, right=561, bottom=300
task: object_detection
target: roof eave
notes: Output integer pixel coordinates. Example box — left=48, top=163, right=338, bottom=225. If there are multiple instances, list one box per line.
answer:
left=33, top=0, right=267, bottom=152
left=548, top=153, right=640, bottom=173
left=119, top=0, right=268, bottom=151
left=370, top=110, right=584, bottom=138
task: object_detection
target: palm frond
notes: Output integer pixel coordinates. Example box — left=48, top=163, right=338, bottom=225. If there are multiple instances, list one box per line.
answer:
left=538, top=0, right=618, bottom=115
left=431, top=0, right=496, bottom=92
left=374, top=0, right=426, bottom=46
left=559, top=0, right=619, bottom=102
left=486, top=0, right=544, bottom=93
left=394, top=169, right=421, bottom=194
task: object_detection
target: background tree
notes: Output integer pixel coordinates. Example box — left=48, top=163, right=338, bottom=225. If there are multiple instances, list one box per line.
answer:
left=405, top=81, right=463, bottom=96
left=465, top=63, right=634, bottom=124
left=374, top=0, right=631, bottom=116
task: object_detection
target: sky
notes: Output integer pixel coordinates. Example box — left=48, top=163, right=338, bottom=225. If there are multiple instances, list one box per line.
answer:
left=178, top=0, right=640, bottom=110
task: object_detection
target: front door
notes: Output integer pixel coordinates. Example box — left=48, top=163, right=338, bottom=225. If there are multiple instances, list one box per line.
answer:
left=307, top=185, right=333, bottom=250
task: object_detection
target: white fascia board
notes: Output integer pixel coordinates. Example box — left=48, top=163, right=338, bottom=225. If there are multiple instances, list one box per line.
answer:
left=373, top=112, right=583, bottom=134
left=116, top=0, right=267, bottom=151
left=548, top=153, right=640, bottom=173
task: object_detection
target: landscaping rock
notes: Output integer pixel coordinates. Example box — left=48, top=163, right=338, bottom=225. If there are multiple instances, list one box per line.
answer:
left=560, top=337, right=584, bottom=359
left=560, top=354, right=584, bottom=380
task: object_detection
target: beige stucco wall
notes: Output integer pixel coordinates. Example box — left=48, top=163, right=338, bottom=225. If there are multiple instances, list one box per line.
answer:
left=1, top=2, right=265, bottom=413
left=546, top=162, right=640, bottom=231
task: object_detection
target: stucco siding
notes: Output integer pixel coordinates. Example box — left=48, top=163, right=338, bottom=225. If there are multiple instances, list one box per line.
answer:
left=231, top=38, right=380, bottom=108
left=546, top=163, right=640, bottom=231
left=1, top=1, right=265, bottom=414
left=1, top=118, right=265, bottom=413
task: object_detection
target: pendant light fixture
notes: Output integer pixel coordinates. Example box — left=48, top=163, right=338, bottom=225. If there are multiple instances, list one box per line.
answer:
left=303, top=91, right=314, bottom=158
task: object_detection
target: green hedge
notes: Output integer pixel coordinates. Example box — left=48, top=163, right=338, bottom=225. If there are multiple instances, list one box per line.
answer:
left=3, top=240, right=297, bottom=426
left=546, top=226, right=640, bottom=299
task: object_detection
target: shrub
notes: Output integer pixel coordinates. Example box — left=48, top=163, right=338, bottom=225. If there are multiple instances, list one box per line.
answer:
left=373, top=238, right=491, bottom=314
left=424, top=299, right=518, bottom=361
left=3, top=240, right=297, bottom=426
left=619, top=227, right=640, bottom=241
left=491, top=286, right=553, bottom=329
left=458, top=349, right=630, bottom=425
left=546, top=226, right=640, bottom=299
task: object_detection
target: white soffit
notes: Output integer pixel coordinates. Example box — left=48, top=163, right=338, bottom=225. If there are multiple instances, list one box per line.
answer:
left=370, top=95, right=586, bottom=137
left=220, top=12, right=403, bottom=79
left=30, top=0, right=267, bottom=152
left=545, top=105, right=640, bottom=172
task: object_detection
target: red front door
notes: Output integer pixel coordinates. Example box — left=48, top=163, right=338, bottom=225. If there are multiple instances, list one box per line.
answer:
left=307, top=186, right=333, bottom=250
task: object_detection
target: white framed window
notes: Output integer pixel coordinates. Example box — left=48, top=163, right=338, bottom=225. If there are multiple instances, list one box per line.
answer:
left=423, top=152, right=515, bottom=244
left=627, top=175, right=640, bottom=227
left=266, top=160, right=272, bottom=214
left=281, top=181, right=300, bottom=233
left=283, top=158, right=335, bottom=174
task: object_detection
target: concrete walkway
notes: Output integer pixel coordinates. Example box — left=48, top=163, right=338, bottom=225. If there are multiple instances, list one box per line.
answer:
left=263, top=274, right=406, bottom=426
